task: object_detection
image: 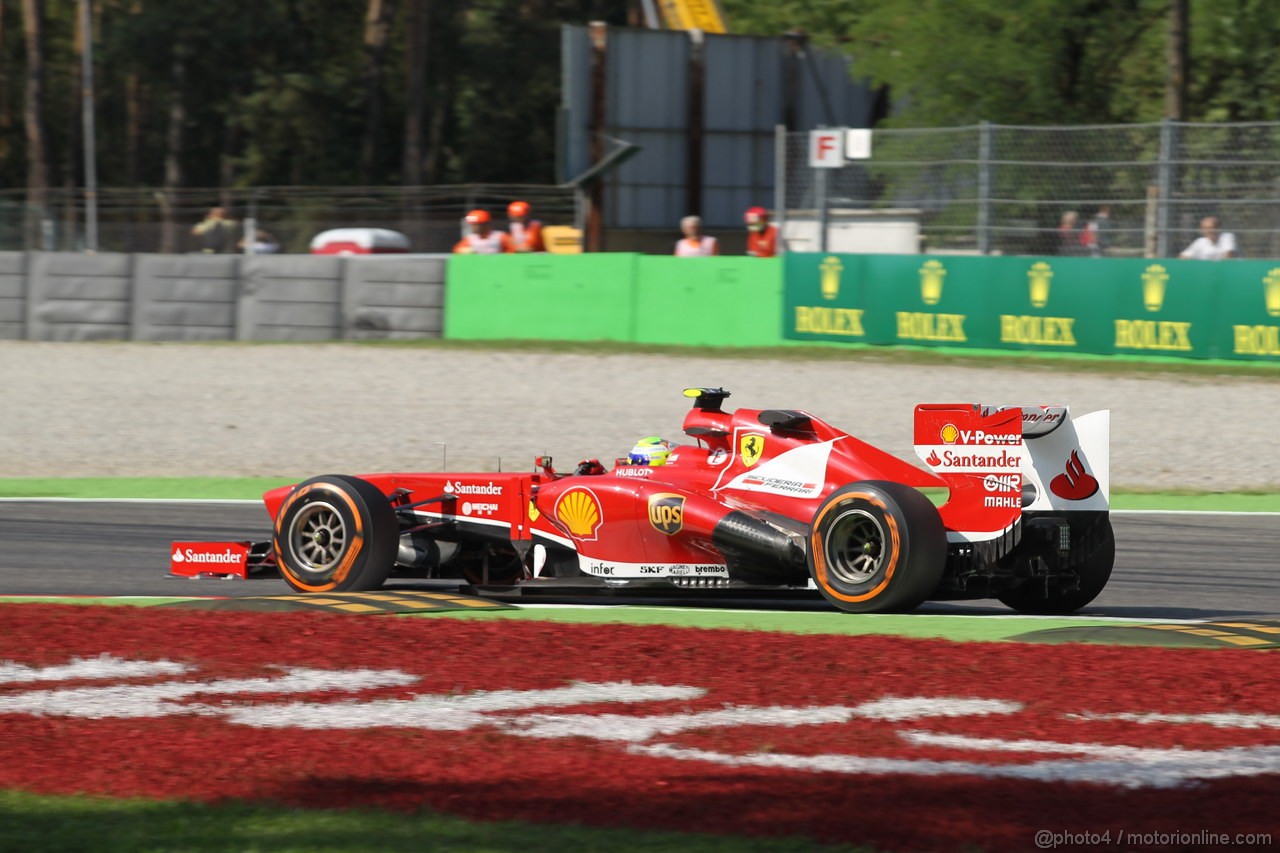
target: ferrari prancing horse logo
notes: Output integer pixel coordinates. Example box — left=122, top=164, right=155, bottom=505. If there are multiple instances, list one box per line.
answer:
left=739, top=433, right=766, bottom=468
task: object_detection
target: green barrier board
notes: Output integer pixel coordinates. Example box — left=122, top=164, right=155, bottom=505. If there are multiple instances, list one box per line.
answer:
left=784, top=252, right=1274, bottom=360
left=1212, top=261, right=1280, bottom=361
left=445, top=252, right=1280, bottom=362
left=446, top=254, right=783, bottom=346
left=445, top=253, right=639, bottom=342
left=633, top=256, right=781, bottom=346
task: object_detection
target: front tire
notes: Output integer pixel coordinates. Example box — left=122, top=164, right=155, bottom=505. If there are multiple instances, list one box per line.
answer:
left=807, top=481, right=947, bottom=614
left=273, top=475, right=399, bottom=593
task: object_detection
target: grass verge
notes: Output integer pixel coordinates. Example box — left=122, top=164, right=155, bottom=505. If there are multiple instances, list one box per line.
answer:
left=0, top=789, right=865, bottom=853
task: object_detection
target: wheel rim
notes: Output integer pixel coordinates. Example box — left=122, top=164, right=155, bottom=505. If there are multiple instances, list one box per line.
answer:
left=287, top=501, right=348, bottom=577
left=824, top=508, right=886, bottom=586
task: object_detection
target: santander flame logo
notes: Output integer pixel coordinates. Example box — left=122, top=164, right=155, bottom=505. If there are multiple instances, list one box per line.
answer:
left=925, top=449, right=942, bottom=467
left=1050, top=450, right=1099, bottom=500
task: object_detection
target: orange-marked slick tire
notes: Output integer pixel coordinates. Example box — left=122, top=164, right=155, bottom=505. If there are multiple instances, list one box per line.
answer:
left=273, top=475, right=399, bottom=594
left=807, top=480, right=946, bottom=614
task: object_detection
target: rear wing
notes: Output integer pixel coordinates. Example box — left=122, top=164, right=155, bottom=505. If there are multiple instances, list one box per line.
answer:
left=981, top=405, right=1109, bottom=514
left=913, top=404, right=1109, bottom=542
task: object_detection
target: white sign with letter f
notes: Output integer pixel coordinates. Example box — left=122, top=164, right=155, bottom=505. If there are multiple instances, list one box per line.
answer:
left=809, top=128, right=846, bottom=168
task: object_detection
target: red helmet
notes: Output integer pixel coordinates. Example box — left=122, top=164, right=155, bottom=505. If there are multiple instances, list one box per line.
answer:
left=744, top=206, right=768, bottom=225
left=508, top=200, right=530, bottom=219
left=465, top=209, right=491, bottom=225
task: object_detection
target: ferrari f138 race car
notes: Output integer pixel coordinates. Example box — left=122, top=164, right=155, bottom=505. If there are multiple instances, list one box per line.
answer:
left=171, top=389, right=1113, bottom=614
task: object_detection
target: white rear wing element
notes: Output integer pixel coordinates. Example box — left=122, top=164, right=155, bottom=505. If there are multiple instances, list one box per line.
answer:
left=981, top=406, right=1110, bottom=512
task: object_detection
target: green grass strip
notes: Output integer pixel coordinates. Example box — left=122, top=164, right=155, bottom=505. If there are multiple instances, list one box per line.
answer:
left=0, top=789, right=867, bottom=853
left=433, top=607, right=1125, bottom=642
left=1109, top=492, right=1280, bottom=512
left=0, top=477, right=298, bottom=500
left=2, top=476, right=1278, bottom=511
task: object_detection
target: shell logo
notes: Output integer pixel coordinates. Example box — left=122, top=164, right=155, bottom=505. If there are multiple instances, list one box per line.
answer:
left=940, top=423, right=959, bottom=445
left=555, top=488, right=603, bottom=540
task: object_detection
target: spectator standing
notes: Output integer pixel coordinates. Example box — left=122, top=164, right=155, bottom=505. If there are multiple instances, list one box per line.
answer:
left=674, top=215, right=718, bottom=257
left=1080, top=205, right=1112, bottom=257
left=743, top=206, right=778, bottom=258
left=506, top=200, right=546, bottom=253
left=191, top=206, right=238, bottom=254
left=1179, top=216, right=1237, bottom=260
left=1057, top=211, right=1080, bottom=256
left=453, top=210, right=514, bottom=254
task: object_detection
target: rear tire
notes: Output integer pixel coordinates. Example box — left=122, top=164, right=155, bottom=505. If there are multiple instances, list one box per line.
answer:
left=997, top=517, right=1115, bottom=614
left=273, top=475, right=399, bottom=593
left=807, top=481, right=947, bottom=614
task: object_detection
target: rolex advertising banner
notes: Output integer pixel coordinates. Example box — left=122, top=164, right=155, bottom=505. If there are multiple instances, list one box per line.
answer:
left=989, top=257, right=1114, bottom=355
left=784, top=252, right=1238, bottom=359
left=862, top=254, right=1002, bottom=347
left=788, top=253, right=876, bottom=343
left=1212, top=261, right=1280, bottom=361
left=1107, top=258, right=1216, bottom=358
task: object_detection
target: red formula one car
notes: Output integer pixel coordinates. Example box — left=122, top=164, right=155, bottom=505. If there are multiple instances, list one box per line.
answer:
left=171, top=388, right=1114, bottom=614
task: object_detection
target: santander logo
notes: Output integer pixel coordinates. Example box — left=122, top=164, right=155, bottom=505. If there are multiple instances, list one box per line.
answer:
left=1050, top=449, right=1099, bottom=500
left=171, top=547, right=245, bottom=565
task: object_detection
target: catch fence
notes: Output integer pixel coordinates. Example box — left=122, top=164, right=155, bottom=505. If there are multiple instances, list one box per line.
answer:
left=0, top=184, right=581, bottom=255
left=776, top=120, right=1280, bottom=259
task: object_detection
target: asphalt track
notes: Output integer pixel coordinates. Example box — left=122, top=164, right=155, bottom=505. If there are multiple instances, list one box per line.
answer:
left=0, top=500, right=1276, bottom=619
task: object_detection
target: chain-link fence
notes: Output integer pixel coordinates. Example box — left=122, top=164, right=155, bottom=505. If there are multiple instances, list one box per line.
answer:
left=10, top=122, right=1280, bottom=258
left=777, top=121, right=1280, bottom=259
left=0, top=184, right=582, bottom=254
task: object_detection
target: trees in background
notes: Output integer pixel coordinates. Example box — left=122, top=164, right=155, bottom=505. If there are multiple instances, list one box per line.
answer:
left=4, top=0, right=1280, bottom=195
left=723, top=0, right=1280, bottom=127
left=1, top=0, right=629, bottom=193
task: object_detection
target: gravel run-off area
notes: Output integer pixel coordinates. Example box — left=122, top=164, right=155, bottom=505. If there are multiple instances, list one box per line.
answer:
left=1, top=341, right=1276, bottom=491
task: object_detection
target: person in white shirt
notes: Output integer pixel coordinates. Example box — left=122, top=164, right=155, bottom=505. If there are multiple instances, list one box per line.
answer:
left=1179, top=216, right=1237, bottom=260
left=674, top=215, right=718, bottom=257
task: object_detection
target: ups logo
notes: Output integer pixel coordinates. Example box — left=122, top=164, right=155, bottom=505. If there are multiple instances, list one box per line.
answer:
left=648, top=493, right=686, bottom=535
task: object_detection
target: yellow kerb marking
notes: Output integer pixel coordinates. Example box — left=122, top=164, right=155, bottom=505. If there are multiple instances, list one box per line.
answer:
left=1219, top=636, right=1273, bottom=647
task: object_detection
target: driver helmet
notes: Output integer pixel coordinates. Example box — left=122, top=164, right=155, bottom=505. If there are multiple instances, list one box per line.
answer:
left=629, top=436, right=675, bottom=466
